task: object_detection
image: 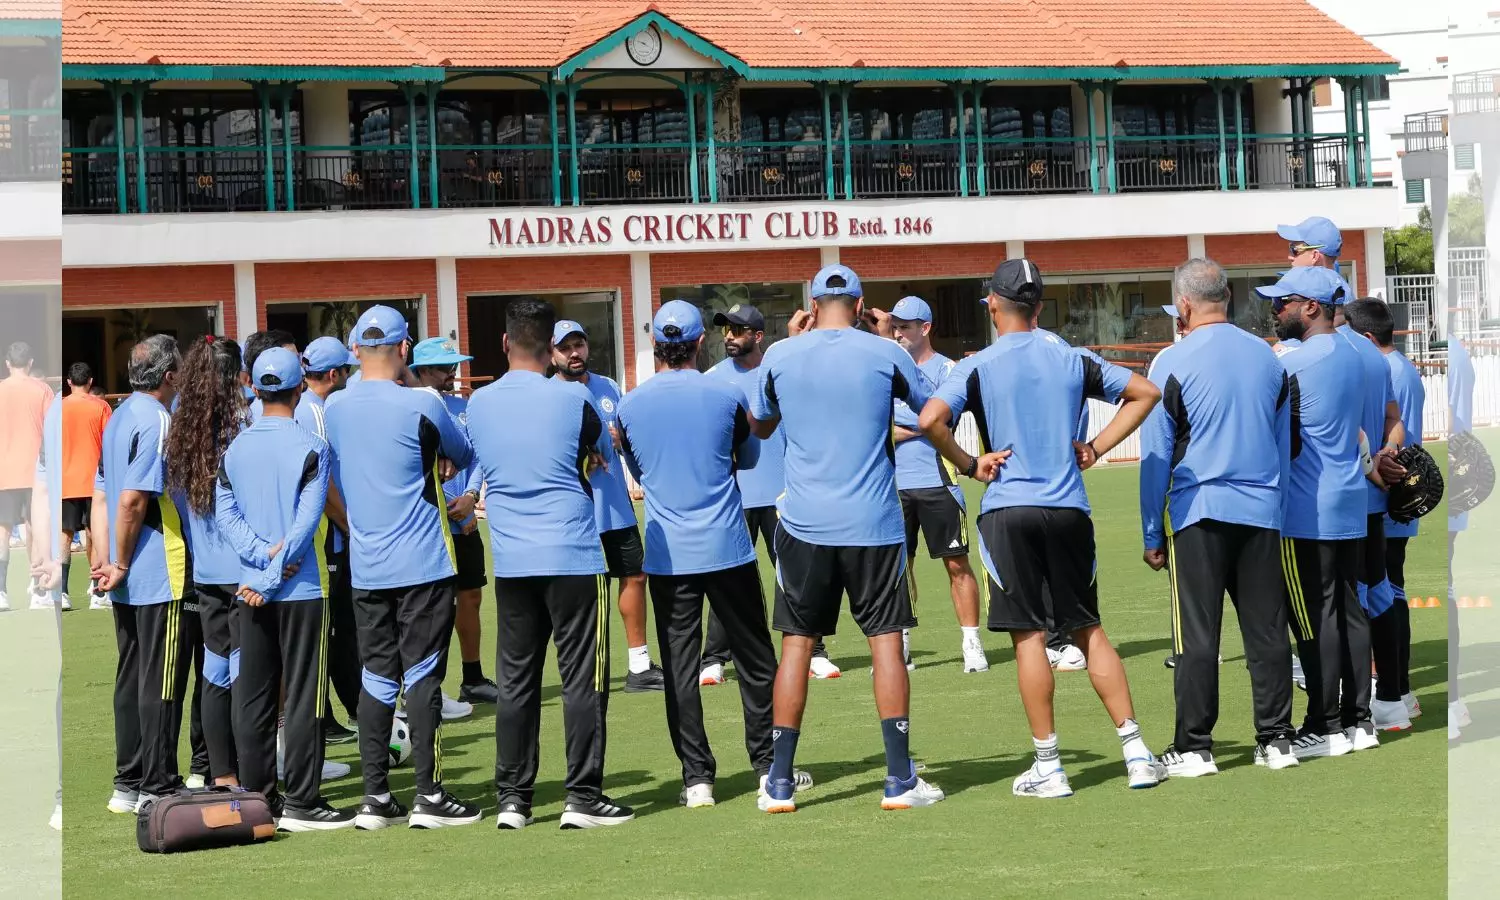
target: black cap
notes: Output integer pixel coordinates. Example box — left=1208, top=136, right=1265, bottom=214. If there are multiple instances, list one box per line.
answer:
left=987, top=258, right=1044, bottom=305
left=711, top=304, right=766, bottom=331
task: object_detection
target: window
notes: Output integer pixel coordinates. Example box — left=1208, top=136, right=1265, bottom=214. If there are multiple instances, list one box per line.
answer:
left=658, top=282, right=805, bottom=372
left=465, top=292, right=620, bottom=383
left=1111, top=84, right=1254, bottom=137
left=1456, top=143, right=1476, bottom=170
left=263, top=299, right=421, bottom=352
left=1361, top=75, right=1390, bottom=103
left=1405, top=178, right=1426, bottom=204
left=1032, top=276, right=1176, bottom=355
left=976, top=86, right=1074, bottom=140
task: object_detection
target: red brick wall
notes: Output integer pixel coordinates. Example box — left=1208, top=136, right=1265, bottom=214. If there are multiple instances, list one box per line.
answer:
left=64, top=265, right=235, bottom=334
left=457, top=255, right=634, bottom=383
left=648, top=250, right=822, bottom=306
left=0, top=239, right=60, bottom=286
left=841, top=243, right=1008, bottom=279
left=1204, top=231, right=1368, bottom=294
left=1025, top=237, right=1189, bottom=273
left=255, top=260, right=439, bottom=337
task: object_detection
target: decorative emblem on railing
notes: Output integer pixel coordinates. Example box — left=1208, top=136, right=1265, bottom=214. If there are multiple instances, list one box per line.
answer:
left=486, top=169, right=504, bottom=185
left=1287, top=155, right=1305, bottom=171
left=195, top=173, right=214, bottom=189
left=897, top=162, right=915, bottom=181
left=343, top=171, right=363, bottom=187
left=1027, top=159, right=1047, bottom=179
left=761, top=166, right=784, bottom=184
left=1157, top=158, right=1177, bottom=175
left=625, top=167, right=644, bottom=184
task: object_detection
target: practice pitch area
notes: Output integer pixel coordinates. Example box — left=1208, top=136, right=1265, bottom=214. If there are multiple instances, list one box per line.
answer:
left=49, top=463, right=1448, bottom=898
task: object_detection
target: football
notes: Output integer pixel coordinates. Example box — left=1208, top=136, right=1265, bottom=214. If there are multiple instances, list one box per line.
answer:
left=389, top=718, right=413, bottom=767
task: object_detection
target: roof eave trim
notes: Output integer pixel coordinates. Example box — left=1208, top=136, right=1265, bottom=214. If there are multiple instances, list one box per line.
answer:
left=738, top=62, right=1401, bottom=81
left=0, top=19, right=61, bottom=38
left=60, top=64, right=448, bottom=82
left=555, top=11, right=750, bottom=80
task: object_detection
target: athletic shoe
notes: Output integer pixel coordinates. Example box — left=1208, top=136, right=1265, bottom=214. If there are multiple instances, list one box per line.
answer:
left=757, top=777, right=797, bottom=814
left=354, top=795, right=408, bottom=830
left=495, top=801, right=533, bottom=830
left=184, top=774, right=206, bottom=789
left=1450, top=718, right=1462, bottom=741
left=322, top=760, right=351, bottom=781
left=961, top=638, right=989, bottom=673
left=1253, top=737, right=1300, bottom=770
left=880, top=766, right=945, bottom=809
left=1452, top=698, right=1472, bottom=729
left=1347, top=721, right=1380, bottom=751
left=809, top=656, right=842, bottom=679
left=699, top=663, right=726, bottom=686
left=1291, top=655, right=1306, bottom=691
left=106, top=789, right=140, bottom=814
left=29, top=590, right=53, bottom=610
left=88, top=590, right=110, bottom=610
left=1403, top=693, right=1422, bottom=720
left=324, top=719, right=358, bottom=745
left=624, top=664, right=666, bottom=693
left=1012, top=763, right=1073, bottom=798
left=0, top=590, right=10, bottom=612
left=902, top=629, right=915, bottom=672
left=1047, top=644, right=1086, bottom=672
left=1163, top=655, right=1175, bottom=668
left=458, top=679, right=499, bottom=704
left=409, top=790, right=482, bottom=829
left=560, top=796, right=634, bottom=829
left=1371, top=698, right=1412, bottom=732
left=278, top=801, right=357, bottom=832
left=48, top=804, right=61, bottom=832
left=1160, top=746, right=1217, bottom=778
left=1126, top=756, right=1168, bottom=789
left=680, top=783, right=715, bottom=808
left=1291, top=730, right=1352, bottom=760
left=440, top=693, right=474, bottom=721
left=59, top=593, right=72, bottom=611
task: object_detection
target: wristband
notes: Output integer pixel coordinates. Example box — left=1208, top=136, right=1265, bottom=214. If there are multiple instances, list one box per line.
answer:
left=1087, top=440, right=1099, bottom=459
left=964, top=456, right=978, bottom=479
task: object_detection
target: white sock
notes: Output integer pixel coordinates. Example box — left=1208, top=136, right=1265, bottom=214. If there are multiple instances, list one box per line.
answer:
left=961, top=625, right=981, bottom=644
left=1117, top=718, right=1151, bottom=762
left=901, top=629, right=911, bottom=656
left=423, top=791, right=445, bottom=804
left=1033, top=734, right=1062, bottom=773
left=628, top=645, right=652, bottom=674
left=371, top=792, right=392, bottom=804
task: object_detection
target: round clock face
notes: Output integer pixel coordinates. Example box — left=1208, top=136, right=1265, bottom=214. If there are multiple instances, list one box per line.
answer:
left=626, top=25, right=662, bottom=66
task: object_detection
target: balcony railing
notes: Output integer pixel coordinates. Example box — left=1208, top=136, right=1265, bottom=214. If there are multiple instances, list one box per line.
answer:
left=1455, top=70, right=1500, bottom=116
left=1403, top=111, right=1449, bottom=153
left=62, top=134, right=1364, bottom=215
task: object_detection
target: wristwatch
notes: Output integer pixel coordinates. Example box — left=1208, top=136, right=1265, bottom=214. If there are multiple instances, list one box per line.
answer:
left=462, top=488, right=480, bottom=502
left=964, top=456, right=978, bottom=478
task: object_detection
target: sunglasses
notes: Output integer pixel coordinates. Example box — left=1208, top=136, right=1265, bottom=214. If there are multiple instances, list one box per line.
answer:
left=1269, top=294, right=1310, bottom=315
left=721, top=324, right=754, bottom=337
left=1288, top=242, right=1319, bottom=257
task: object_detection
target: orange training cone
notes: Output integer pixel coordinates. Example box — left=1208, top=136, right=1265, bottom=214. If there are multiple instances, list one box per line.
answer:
left=1480, top=596, right=1493, bottom=608
left=1460, top=596, right=1474, bottom=608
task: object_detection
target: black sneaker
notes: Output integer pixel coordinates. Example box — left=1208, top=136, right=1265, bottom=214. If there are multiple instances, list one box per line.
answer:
left=495, top=800, right=534, bottom=830
left=353, top=795, right=408, bottom=830
left=459, top=678, right=499, bottom=704
left=278, top=800, right=357, bottom=832
left=323, top=718, right=358, bottom=745
left=409, top=790, right=482, bottom=829
left=560, top=796, right=635, bottom=829
left=624, top=664, right=666, bottom=693
left=1163, top=655, right=1177, bottom=669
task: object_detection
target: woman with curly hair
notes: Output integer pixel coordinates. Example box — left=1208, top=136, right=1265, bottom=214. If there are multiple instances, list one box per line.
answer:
left=165, top=335, right=248, bottom=787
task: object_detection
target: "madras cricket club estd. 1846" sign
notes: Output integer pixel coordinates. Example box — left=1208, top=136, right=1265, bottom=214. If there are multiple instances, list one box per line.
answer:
left=487, top=209, right=935, bottom=250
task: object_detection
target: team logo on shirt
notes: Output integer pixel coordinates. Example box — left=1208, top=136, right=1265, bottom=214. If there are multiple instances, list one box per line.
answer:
left=600, top=397, right=616, bottom=414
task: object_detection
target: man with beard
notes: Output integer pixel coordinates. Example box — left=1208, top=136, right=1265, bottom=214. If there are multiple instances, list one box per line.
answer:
left=702, top=304, right=838, bottom=683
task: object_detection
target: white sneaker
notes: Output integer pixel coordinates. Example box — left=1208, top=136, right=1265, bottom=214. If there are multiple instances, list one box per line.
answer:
left=1450, top=714, right=1462, bottom=742
left=440, top=693, right=473, bottom=721
left=59, top=593, right=72, bottom=611
left=1126, top=756, right=1168, bottom=789
left=1047, top=644, right=1087, bottom=671
left=1160, top=747, right=1217, bottom=778
left=49, top=804, right=61, bottom=831
left=1371, top=699, right=1412, bottom=732
left=809, top=656, right=842, bottom=679
left=902, top=629, right=915, bottom=671
left=699, top=663, right=725, bottom=686
left=961, top=638, right=989, bottom=673
left=680, top=783, right=715, bottom=808
left=1253, top=737, right=1300, bottom=770
left=1291, top=730, right=1353, bottom=760
left=107, top=789, right=140, bottom=814
left=184, top=774, right=206, bottom=790
left=1012, top=762, right=1073, bottom=798
left=0, top=590, right=9, bottom=612
left=1291, top=654, right=1306, bottom=691
left=1402, top=693, right=1422, bottom=720
left=322, top=760, right=351, bottom=781
left=880, top=774, right=945, bottom=809
left=495, top=801, right=533, bottom=830
left=1347, top=722, right=1379, bottom=751
left=1452, top=699, right=1472, bottom=729
left=29, top=590, right=53, bottom=610
left=89, top=590, right=111, bottom=610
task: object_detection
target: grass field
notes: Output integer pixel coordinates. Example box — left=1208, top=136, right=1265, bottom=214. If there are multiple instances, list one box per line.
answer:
left=43, top=460, right=1453, bottom=899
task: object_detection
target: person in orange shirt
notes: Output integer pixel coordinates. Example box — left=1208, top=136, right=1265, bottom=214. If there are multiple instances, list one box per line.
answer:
left=0, top=341, right=55, bottom=612
left=61, top=362, right=112, bottom=610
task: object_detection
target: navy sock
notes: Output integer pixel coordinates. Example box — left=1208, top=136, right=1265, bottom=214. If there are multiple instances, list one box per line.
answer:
left=0, top=552, right=9, bottom=590
left=881, top=717, right=911, bottom=780
left=462, top=660, right=484, bottom=685
left=60, top=561, right=71, bottom=595
left=769, top=727, right=800, bottom=783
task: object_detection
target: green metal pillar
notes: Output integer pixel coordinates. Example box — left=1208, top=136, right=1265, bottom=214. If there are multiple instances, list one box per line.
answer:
left=705, top=77, right=718, bottom=203
left=820, top=83, right=834, bottom=200
left=685, top=79, right=700, bottom=203
left=1103, top=82, right=1117, bottom=193
left=1339, top=78, right=1357, bottom=188
left=132, top=84, right=147, bottom=213
left=1233, top=82, right=1247, bottom=190
left=840, top=84, right=853, bottom=199
left=1359, top=80, right=1373, bottom=187
left=111, top=83, right=127, bottom=213
left=1213, top=80, right=1229, bottom=191
left=972, top=82, right=986, bottom=196
left=426, top=84, right=439, bottom=208
left=404, top=85, right=420, bottom=209
left=547, top=77, right=561, bottom=206
left=566, top=80, right=580, bottom=206
left=952, top=84, right=968, bottom=197
left=1083, top=82, right=1099, bottom=194
left=258, top=83, right=276, bottom=210
left=281, top=86, right=295, bottom=211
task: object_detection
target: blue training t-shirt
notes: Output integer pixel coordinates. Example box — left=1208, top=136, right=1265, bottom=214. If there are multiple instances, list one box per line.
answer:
left=1384, top=348, right=1426, bottom=539
left=468, top=370, right=608, bottom=578
left=1279, top=332, right=1367, bottom=541
left=750, top=327, right=931, bottom=547
left=1138, top=323, right=1288, bottom=550
left=893, top=352, right=959, bottom=493
left=1450, top=337, right=1474, bottom=532
left=418, top=388, right=481, bottom=535
left=617, top=368, right=758, bottom=576
left=100, top=392, right=188, bottom=605
left=180, top=415, right=249, bottom=587
left=934, top=329, right=1130, bottom=515
left=1338, top=323, right=1397, bottom=515
left=707, top=358, right=786, bottom=509
left=557, top=373, right=636, bottom=534
left=323, top=378, right=474, bottom=590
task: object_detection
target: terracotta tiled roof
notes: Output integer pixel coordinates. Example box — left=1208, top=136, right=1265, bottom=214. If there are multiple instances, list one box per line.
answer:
left=61, top=0, right=1394, bottom=71
left=1, top=0, right=61, bottom=19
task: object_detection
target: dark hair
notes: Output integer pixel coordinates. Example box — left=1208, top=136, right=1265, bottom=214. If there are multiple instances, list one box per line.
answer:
left=166, top=337, right=246, bottom=515
left=989, top=295, right=1035, bottom=318
left=1344, top=297, right=1395, bottom=346
left=257, top=386, right=299, bottom=407
left=128, top=335, right=180, bottom=391
left=506, top=298, right=555, bottom=356
left=1314, top=301, right=1335, bottom=323
left=244, top=329, right=295, bottom=374
left=653, top=340, right=696, bottom=369
left=67, top=362, right=92, bottom=386
left=6, top=341, right=32, bottom=368
left=306, top=366, right=346, bottom=383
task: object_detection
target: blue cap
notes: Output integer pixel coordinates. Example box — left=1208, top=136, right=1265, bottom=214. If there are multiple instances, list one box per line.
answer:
left=1276, top=216, right=1342, bottom=258
left=811, top=264, right=862, bottom=299
left=552, top=320, right=587, bottom=346
left=251, top=346, right=304, bottom=391
left=411, top=336, right=473, bottom=368
left=1161, top=305, right=1180, bottom=318
left=1254, top=266, right=1352, bottom=305
left=890, top=296, right=932, bottom=323
left=302, top=335, right=358, bottom=373
left=653, top=300, right=704, bottom=343
left=352, top=305, right=410, bottom=347
left=345, top=327, right=361, bottom=368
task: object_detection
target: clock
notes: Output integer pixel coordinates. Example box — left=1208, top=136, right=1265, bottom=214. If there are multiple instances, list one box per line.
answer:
left=625, top=24, right=662, bottom=66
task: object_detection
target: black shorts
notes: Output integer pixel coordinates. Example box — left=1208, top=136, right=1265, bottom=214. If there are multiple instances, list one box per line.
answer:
left=744, top=506, right=779, bottom=554
left=452, top=529, right=487, bottom=591
left=0, top=488, right=30, bottom=527
left=771, top=524, right=915, bottom=638
left=61, top=498, right=91, bottom=534
left=901, top=487, right=968, bottom=558
left=601, top=525, right=644, bottom=579
left=977, top=506, right=1100, bottom=633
